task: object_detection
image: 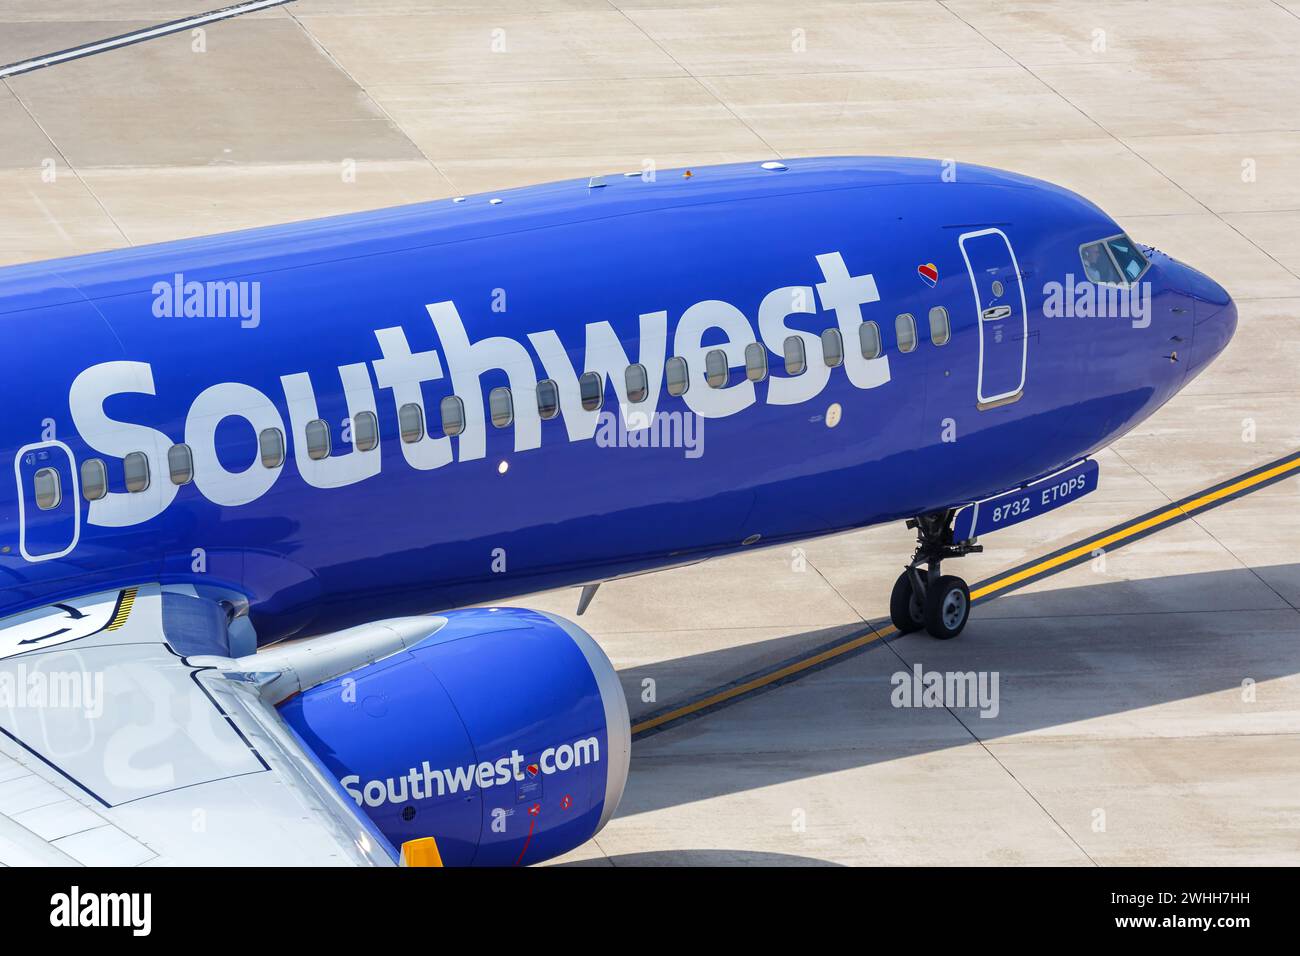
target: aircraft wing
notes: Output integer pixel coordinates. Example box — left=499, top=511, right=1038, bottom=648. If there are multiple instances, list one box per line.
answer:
left=0, top=584, right=394, bottom=866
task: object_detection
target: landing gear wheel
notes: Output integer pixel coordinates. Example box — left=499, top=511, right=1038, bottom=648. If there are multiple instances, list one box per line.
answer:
left=889, top=569, right=925, bottom=634
left=923, top=575, right=970, bottom=640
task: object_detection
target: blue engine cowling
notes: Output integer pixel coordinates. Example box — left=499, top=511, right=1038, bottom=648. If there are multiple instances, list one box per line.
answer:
left=277, top=607, right=630, bottom=866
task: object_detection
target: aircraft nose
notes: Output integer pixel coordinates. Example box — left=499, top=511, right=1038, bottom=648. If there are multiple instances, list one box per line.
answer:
left=1154, top=252, right=1235, bottom=381
left=1186, top=275, right=1236, bottom=381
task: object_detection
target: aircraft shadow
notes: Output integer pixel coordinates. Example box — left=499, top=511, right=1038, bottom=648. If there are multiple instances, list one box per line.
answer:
left=556, top=850, right=844, bottom=867
left=612, top=563, right=1300, bottom=818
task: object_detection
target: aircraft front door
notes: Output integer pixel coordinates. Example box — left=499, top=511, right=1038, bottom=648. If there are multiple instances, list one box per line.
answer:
left=959, top=228, right=1028, bottom=408
left=14, top=441, right=80, bottom=562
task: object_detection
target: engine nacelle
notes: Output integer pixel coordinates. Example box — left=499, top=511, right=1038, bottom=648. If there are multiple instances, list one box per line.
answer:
left=277, top=608, right=630, bottom=866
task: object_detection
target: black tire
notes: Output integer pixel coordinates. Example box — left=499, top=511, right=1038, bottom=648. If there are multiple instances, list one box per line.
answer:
left=923, top=575, right=970, bottom=640
left=889, top=569, right=925, bottom=634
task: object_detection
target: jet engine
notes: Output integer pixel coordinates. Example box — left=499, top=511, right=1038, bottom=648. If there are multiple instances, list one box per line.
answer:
left=274, top=607, right=630, bottom=866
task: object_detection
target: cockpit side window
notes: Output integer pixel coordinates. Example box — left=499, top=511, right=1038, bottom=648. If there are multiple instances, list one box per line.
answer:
left=1106, top=235, right=1148, bottom=283
left=1080, top=240, right=1122, bottom=284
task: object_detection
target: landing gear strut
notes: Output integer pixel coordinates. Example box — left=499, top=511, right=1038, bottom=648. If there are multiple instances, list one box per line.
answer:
left=889, top=510, right=981, bottom=640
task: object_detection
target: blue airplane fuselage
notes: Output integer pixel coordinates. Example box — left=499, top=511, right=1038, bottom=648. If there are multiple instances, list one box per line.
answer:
left=0, top=157, right=1236, bottom=642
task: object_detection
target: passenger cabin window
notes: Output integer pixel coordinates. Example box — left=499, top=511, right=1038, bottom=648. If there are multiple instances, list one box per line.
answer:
left=259, top=429, right=285, bottom=469
left=81, top=458, right=107, bottom=502
left=895, top=314, right=917, bottom=353
left=705, top=349, right=728, bottom=388
left=124, top=451, right=151, bottom=492
left=579, top=371, right=603, bottom=411
left=744, top=342, right=768, bottom=382
left=354, top=410, right=379, bottom=450
left=626, top=364, right=649, bottom=403
left=168, top=444, right=194, bottom=485
left=1080, top=240, right=1123, bottom=284
left=821, top=328, right=844, bottom=367
left=928, top=306, right=951, bottom=346
left=859, top=320, right=882, bottom=360
left=665, top=357, right=689, bottom=396
left=489, top=387, right=514, bottom=428
left=536, top=379, right=560, bottom=419
left=783, top=336, right=806, bottom=375
left=1107, top=235, right=1148, bottom=283
left=306, top=419, right=331, bottom=460
left=441, top=395, right=466, bottom=436
left=399, top=403, right=425, bottom=443
left=33, top=468, right=60, bottom=511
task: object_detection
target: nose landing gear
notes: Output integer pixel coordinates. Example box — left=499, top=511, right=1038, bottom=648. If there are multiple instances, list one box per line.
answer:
left=889, top=510, right=981, bottom=640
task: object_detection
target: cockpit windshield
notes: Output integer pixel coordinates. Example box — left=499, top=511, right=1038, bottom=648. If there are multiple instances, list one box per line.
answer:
left=1080, top=240, right=1122, bottom=283
left=1106, top=235, right=1148, bottom=283
left=1079, top=234, right=1148, bottom=285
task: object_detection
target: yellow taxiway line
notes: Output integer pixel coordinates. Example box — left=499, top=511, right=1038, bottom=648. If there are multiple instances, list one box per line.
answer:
left=631, top=450, right=1300, bottom=739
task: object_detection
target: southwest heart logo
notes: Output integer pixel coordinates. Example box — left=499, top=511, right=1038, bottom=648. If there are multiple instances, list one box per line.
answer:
left=526, top=763, right=539, bottom=776
left=917, top=262, right=939, bottom=287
